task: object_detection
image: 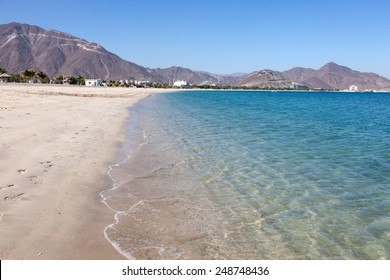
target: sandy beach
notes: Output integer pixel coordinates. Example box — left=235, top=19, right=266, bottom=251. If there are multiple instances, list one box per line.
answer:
left=0, top=83, right=173, bottom=259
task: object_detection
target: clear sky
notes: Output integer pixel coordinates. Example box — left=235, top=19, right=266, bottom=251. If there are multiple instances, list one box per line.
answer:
left=1, top=0, right=390, bottom=77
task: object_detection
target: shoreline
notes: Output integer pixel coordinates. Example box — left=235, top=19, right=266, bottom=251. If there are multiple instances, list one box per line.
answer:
left=0, top=84, right=176, bottom=259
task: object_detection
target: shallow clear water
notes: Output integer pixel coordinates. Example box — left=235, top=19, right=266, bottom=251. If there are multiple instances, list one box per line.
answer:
left=103, top=90, right=390, bottom=259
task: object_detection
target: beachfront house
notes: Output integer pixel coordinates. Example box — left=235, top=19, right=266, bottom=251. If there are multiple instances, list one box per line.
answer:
left=85, top=79, right=103, bottom=87
left=0, top=73, right=11, bottom=82
left=173, top=80, right=189, bottom=87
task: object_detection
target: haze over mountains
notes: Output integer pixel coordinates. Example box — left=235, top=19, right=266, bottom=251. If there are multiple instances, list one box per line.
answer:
left=1, top=22, right=390, bottom=90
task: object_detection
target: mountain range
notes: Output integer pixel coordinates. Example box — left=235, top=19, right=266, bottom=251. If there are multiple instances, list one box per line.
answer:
left=283, top=63, right=390, bottom=90
left=1, top=22, right=390, bottom=90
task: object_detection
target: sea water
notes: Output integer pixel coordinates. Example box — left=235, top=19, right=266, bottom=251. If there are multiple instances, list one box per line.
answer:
left=101, top=90, right=390, bottom=259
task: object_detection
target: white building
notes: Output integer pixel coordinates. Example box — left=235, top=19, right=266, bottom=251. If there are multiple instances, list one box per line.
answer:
left=0, top=73, right=11, bottom=82
left=85, top=79, right=103, bottom=87
left=349, top=85, right=359, bottom=91
left=173, top=80, right=189, bottom=87
left=134, top=80, right=152, bottom=86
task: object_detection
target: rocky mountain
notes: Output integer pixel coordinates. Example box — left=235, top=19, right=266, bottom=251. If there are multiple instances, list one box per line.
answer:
left=192, top=70, right=241, bottom=86
left=237, top=70, right=297, bottom=89
left=0, top=22, right=159, bottom=81
left=237, top=63, right=390, bottom=90
left=283, top=62, right=390, bottom=90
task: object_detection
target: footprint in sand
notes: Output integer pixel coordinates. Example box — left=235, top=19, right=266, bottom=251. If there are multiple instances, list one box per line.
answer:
left=40, top=161, right=53, bottom=168
left=4, top=193, right=25, bottom=201
left=40, top=161, right=53, bottom=172
left=0, top=184, right=15, bottom=191
left=29, top=176, right=43, bottom=184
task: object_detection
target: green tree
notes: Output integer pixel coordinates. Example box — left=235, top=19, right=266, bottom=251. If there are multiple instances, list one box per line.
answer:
left=35, top=71, right=49, bottom=83
left=0, top=68, right=7, bottom=74
left=10, top=73, right=21, bottom=83
left=76, top=76, right=85, bottom=85
left=22, top=69, right=36, bottom=83
left=66, top=76, right=78, bottom=85
left=55, top=75, right=64, bottom=84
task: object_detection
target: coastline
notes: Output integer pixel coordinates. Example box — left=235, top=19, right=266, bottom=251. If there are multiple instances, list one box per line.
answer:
left=0, top=84, right=175, bottom=259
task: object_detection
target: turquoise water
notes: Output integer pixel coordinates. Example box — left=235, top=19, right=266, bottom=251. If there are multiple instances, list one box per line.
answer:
left=103, top=90, right=390, bottom=259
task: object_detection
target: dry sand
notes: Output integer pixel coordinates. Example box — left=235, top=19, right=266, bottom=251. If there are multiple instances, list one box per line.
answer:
left=0, top=83, right=175, bottom=259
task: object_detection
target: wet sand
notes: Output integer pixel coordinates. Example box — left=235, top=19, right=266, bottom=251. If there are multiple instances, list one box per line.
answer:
left=0, top=83, right=175, bottom=259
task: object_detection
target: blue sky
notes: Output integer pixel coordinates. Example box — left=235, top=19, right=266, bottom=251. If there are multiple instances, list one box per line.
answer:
left=1, top=0, right=390, bottom=77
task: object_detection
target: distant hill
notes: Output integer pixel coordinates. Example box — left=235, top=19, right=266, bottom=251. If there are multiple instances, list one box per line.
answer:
left=149, top=66, right=240, bottom=86
left=237, top=63, right=390, bottom=90
left=283, top=62, right=390, bottom=90
left=1, top=22, right=390, bottom=90
left=237, top=70, right=296, bottom=89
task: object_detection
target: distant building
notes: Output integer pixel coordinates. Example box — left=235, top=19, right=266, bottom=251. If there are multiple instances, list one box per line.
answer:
left=85, top=79, right=103, bottom=87
left=349, top=85, right=359, bottom=91
left=63, top=77, right=70, bottom=85
left=173, top=80, right=189, bottom=87
left=0, top=73, right=11, bottom=82
left=134, top=80, right=152, bottom=87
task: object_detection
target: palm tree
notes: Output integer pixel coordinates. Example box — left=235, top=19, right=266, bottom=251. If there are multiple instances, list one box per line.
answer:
left=66, top=76, right=77, bottom=85
left=22, top=69, right=36, bottom=83
left=11, top=73, right=21, bottom=83
left=55, top=75, right=64, bottom=84
left=76, top=76, right=85, bottom=85
left=35, top=71, right=49, bottom=83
